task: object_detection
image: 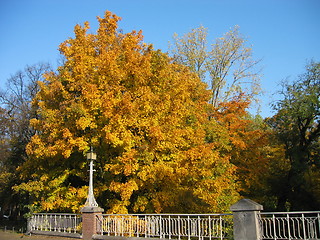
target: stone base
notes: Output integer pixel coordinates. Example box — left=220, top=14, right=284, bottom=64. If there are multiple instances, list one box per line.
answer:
left=81, top=206, right=104, bottom=240
left=230, top=199, right=263, bottom=240
left=81, top=206, right=104, bottom=213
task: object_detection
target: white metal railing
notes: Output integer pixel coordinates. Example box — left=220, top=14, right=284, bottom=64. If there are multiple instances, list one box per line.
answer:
left=28, top=213, right=82, bottom=234
left=260, top=211, right=320, bottom=239
left=96, top=213, right=233, bottom=239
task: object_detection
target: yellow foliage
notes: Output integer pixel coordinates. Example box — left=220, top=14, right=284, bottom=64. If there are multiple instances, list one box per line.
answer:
left=17, top=10, right=240, bottom=213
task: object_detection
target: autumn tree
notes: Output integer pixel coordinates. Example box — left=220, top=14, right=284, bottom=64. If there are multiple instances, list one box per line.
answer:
left=170, top=25, right=261, bottom=107
left=170, top=25, right=270, bottom=210
left=170, top=25, right=208, bottom=81
left=15, top=11, right=239, bottom=214
left=0, top=63, right=51, bottom=218
left=268, top=61, right=320, bottom=210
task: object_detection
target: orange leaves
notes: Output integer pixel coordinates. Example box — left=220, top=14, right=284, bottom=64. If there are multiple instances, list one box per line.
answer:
left=106, top=150, right=139, bottom=176
left=97, top=11, right=121, bottom=42
left=19, top=10, right=243, bottom=213
left=209, top=94, right=283, bottom=203
left=213, top=95, right=252, bottom=150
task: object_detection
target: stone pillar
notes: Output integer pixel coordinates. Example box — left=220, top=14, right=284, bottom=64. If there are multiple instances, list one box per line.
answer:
left=81, top=206, right=104, bottom=240
left=230, top=199, right=263, bottom=240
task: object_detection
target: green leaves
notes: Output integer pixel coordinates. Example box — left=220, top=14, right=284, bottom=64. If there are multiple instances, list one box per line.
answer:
left=269, top=61, right=320, bottom=210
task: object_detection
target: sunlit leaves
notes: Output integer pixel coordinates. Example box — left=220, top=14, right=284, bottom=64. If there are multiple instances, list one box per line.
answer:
left=17, top=11, right=239, bottom=213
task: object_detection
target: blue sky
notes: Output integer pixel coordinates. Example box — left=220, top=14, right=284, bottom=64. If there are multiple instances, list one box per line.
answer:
left=1, top=0, right=319, bottom=117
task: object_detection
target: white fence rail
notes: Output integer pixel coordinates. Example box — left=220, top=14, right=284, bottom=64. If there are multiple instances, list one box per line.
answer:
left=28, top=213, right=82, bottom=236
left=96, top=214, right=233, bottom=239
left=260, top=211, right=320, bottom=240
left=27, top=210, right=320, bottom=240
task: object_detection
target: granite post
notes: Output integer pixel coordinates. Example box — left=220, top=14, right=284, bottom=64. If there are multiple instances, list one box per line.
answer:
left=230, top=199, right=263, bottom=240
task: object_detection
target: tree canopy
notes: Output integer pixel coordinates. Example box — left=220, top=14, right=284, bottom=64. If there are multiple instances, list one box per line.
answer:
left=14, top=11, right=239, bottom=214
left=268, top=61, right=320, bottom=210
left=0, top=63, right=51, bottom=218
left=1, top=10, right=318, bottom=217
left=170, top=25, right=261, bottom=107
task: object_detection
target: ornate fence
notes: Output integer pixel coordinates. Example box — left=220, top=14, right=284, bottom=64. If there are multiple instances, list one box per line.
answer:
left=26, top=205, right=320, bottom=240
left=260, top=211, right=320, bottom=239
left=28, top=213, right=82, bottom=238
left=96, top=213, right=233, bottom=239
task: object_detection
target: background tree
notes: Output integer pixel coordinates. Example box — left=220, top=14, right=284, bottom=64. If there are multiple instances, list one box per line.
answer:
left=171, top=25, right=267, bottom=209
left=170, top=25, right=208, bottom=81
left=268, top=60, right=320, bottom=210
left=15, top=11, right=239, bottom=214
left=0, top=63, right=51, bottom=218
left=170, top=25, right=261, bottom=107
left=208, top=95, right=287, bottom=210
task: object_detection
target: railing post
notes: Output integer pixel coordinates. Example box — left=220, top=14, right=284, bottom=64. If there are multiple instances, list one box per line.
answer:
left=81, top=206, right=104, bottom=240
left=230, top=199, right=263, bottom=240
left=26, top=215, right=33, bottom=234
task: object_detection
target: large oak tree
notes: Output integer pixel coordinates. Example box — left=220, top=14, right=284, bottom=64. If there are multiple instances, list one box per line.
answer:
left=15, top=11, right=239, bottom=213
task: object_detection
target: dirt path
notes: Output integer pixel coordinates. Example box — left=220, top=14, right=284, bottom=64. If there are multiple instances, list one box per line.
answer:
left=0, top=231, right=77, bottom=240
